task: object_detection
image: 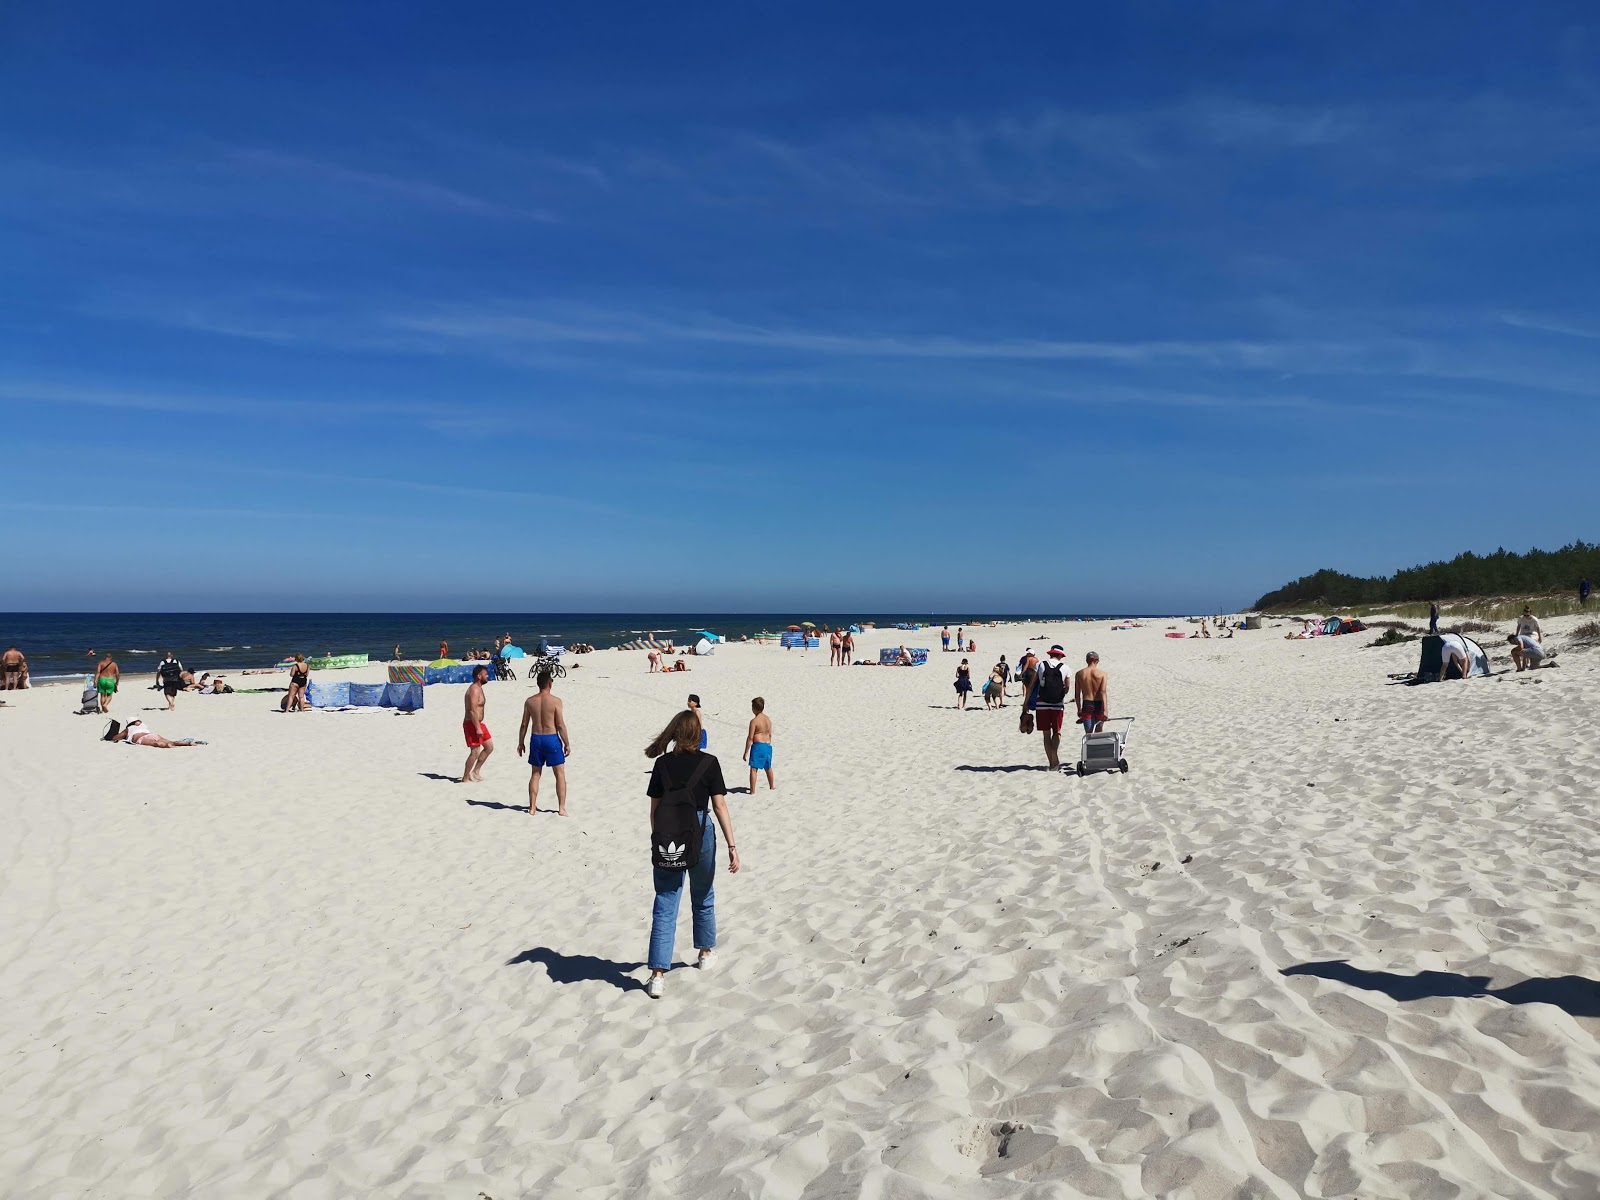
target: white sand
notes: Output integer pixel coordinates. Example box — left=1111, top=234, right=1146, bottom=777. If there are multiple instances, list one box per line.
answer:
left=2, top=617, right=1597, bottom=1198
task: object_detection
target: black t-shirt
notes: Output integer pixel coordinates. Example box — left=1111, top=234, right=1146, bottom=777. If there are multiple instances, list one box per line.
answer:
left=647, top=751, right=727, bottom=812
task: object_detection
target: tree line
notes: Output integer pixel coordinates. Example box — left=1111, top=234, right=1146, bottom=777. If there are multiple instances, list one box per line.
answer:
left=1253, top=541, right=1599, bottom=610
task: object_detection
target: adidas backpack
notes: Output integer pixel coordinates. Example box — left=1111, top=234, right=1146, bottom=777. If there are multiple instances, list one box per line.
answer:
left=651, top=755, right=713, bottom=870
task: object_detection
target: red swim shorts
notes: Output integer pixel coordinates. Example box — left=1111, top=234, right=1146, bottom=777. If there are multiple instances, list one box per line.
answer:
left=1035, top=709, right=1064, bottom=733
left=463, top=719, right=492, bottom=748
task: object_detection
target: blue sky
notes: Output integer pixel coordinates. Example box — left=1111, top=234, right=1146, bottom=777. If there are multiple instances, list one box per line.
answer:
left=4, top=3, right=1599, bottom=612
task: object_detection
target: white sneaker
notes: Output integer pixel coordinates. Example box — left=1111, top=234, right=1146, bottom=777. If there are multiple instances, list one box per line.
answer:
left=646, top=974, right=664, bottom=999
left=696, top=950, right=718, bottom=972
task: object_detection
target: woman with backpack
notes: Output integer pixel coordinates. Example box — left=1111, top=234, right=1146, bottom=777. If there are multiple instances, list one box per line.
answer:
left=644, top=708, right=740, bottom=1000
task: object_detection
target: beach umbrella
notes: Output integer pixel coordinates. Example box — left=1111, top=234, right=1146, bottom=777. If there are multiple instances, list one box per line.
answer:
left=800, top=621, right=816, bottom=628
left=786, top=625, right=802, bottom=632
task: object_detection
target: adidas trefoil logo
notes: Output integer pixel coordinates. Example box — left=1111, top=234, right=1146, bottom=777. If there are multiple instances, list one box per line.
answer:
left=665, top=842, right=684, bottom=858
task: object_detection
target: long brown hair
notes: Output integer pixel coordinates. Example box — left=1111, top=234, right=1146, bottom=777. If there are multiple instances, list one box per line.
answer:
left=645, top=709, right=702, bottom=758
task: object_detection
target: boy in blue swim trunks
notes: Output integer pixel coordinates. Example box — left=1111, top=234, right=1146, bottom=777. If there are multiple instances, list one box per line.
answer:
left=516, top=669, right=572, bottom=816
left=742, top=696, right=776, bottom=794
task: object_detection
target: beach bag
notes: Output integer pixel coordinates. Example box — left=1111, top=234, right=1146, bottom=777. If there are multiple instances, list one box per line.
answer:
left=1019, top=709, right=1034, bottom=735
left=1037, top=662, right=1067, bottom=706
left=651, top=756, right=713, bottom=871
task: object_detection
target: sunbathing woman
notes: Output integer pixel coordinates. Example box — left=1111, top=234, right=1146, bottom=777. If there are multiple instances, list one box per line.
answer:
left=103, top=719, right=203, bottom=748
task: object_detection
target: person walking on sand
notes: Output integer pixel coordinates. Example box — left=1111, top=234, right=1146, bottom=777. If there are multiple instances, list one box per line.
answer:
left=1073, top=651, right=1109, bottom=736
left=954, top=658, right=973, bottom=709
left=994, top=655, right=1010, bottom=706
left=688, top=693, right=709, bottom=748
left=828, top=627, right=841, bottom=667
left=743, top=696, right=776, bottom=793
left=2, top=646, right=24, bottom=690
left=95, top=652, right=119, bottom=713
left=460, top=664, right=494, bottom=783
left=841, top=628, right=855, bottom=665
left=517, top=668, right=571, bottom=815
left=438, top=639, right=448, bottom=660
left=1033, top=645, right=1070, bottom=769
left=941, top=625, right=951, bottom=653
left=1581, top=577, right=1592, bottom=607
left=1428, top=600, right=1440, bottom=636
left=643, top=708, right=739, bottom=999
left=156, top=651, right=186, bottom=712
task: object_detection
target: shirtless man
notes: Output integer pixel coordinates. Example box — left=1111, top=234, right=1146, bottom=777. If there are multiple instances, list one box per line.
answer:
left=95, top=653, right=120, bottom=712
left=1073, top=651, right=1109, bottom=735
left=461, top=664, right=494, bottom=782
left=517, top=668, right=571, bottom=815
left=1, top=646, right=24, bottom=690
left=828, top=628, right=841, bottom=666
left=743, top=696, right=776, bottom=793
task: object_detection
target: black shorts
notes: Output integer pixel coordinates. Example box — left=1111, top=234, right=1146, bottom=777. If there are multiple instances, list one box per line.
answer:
left=163, top=682, right=180, bottom=697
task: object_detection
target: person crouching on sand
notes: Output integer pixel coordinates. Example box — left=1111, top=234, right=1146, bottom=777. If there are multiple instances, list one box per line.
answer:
left=743, top=696, right=775, bottom=793
left=644, top=708, right=739, bottom=999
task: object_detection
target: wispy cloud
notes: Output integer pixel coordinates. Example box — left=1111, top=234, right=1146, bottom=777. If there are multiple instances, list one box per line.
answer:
left=601, top=94, right=1600, bottom=214
left=225, top=148, right=559, bottom=221
left=1500, top=311, right=1600, bottom=340
left=390, top=306, right=1320, bottom=369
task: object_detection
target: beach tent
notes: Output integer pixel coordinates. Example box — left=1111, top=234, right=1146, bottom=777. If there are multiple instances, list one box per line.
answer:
left=692, top=630, right=723, bottom=643
left=1321, top=617, right=1367, bottom=636
left=695, top=638, right=716, bottom=656
left=1415, top=634, right=1490, bottom=682
left=501, top=644, right=526, bottom=659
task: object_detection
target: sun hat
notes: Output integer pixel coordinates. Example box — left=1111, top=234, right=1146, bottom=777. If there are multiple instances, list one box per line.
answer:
left=1047, top=645, right=1066, bottom=657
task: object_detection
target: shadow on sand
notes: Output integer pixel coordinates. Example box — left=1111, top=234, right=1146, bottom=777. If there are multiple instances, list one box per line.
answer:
left=955, top=764, right=1054, bottom=773
left=1282, top=961, right=1600, bottom=1018
left=507, top=947, right=679, bottom=993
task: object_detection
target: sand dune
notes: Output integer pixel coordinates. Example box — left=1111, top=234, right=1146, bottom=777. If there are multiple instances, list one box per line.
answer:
left=1, top=617, right=1596, bottom=1197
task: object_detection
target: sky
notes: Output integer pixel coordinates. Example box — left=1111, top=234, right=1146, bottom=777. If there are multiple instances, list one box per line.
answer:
left=4, top=3, right=1599, bottom=612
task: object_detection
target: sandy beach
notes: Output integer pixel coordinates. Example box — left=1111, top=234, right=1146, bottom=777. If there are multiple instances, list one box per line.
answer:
left=1, top=616, right=1596, bottom=1198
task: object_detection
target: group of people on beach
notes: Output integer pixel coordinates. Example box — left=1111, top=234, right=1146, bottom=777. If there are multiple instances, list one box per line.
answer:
left=951, top=643, right=1109, bottom=768
left=827, top=628, right=856, bottom=665
left=940, top=626, right=977, bottom=654
left=454, top=664, right=776, bottom=998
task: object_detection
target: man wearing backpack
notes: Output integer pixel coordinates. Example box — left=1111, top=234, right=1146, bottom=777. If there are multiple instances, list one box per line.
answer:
left=156, top=651, right=186, bottom=712
left=1033, top=645, right=1071, bottom=770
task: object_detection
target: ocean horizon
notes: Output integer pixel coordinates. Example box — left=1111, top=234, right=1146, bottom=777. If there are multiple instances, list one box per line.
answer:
left=1, top=611, right=1171, bottom=680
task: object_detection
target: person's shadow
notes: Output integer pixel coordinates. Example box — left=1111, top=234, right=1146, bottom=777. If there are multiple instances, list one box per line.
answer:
left=506, top=947, right=662, bottom=993
left=955, top=764, right=1053, bottom=773
left=1282, top=961, right=1600, bottom=1018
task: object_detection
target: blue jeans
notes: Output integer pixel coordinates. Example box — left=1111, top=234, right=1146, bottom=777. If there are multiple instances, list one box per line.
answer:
left=647, top=813, right=717, bottom=971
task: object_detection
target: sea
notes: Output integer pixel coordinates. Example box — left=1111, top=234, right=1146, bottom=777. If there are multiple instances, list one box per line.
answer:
left=1, top=612, right=1141, bottom=681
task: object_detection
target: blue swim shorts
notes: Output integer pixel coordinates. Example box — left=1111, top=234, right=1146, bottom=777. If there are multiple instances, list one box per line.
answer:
left=528, top=734, right=566, bottom=769
left=748, top=743, right=773, bottom=771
